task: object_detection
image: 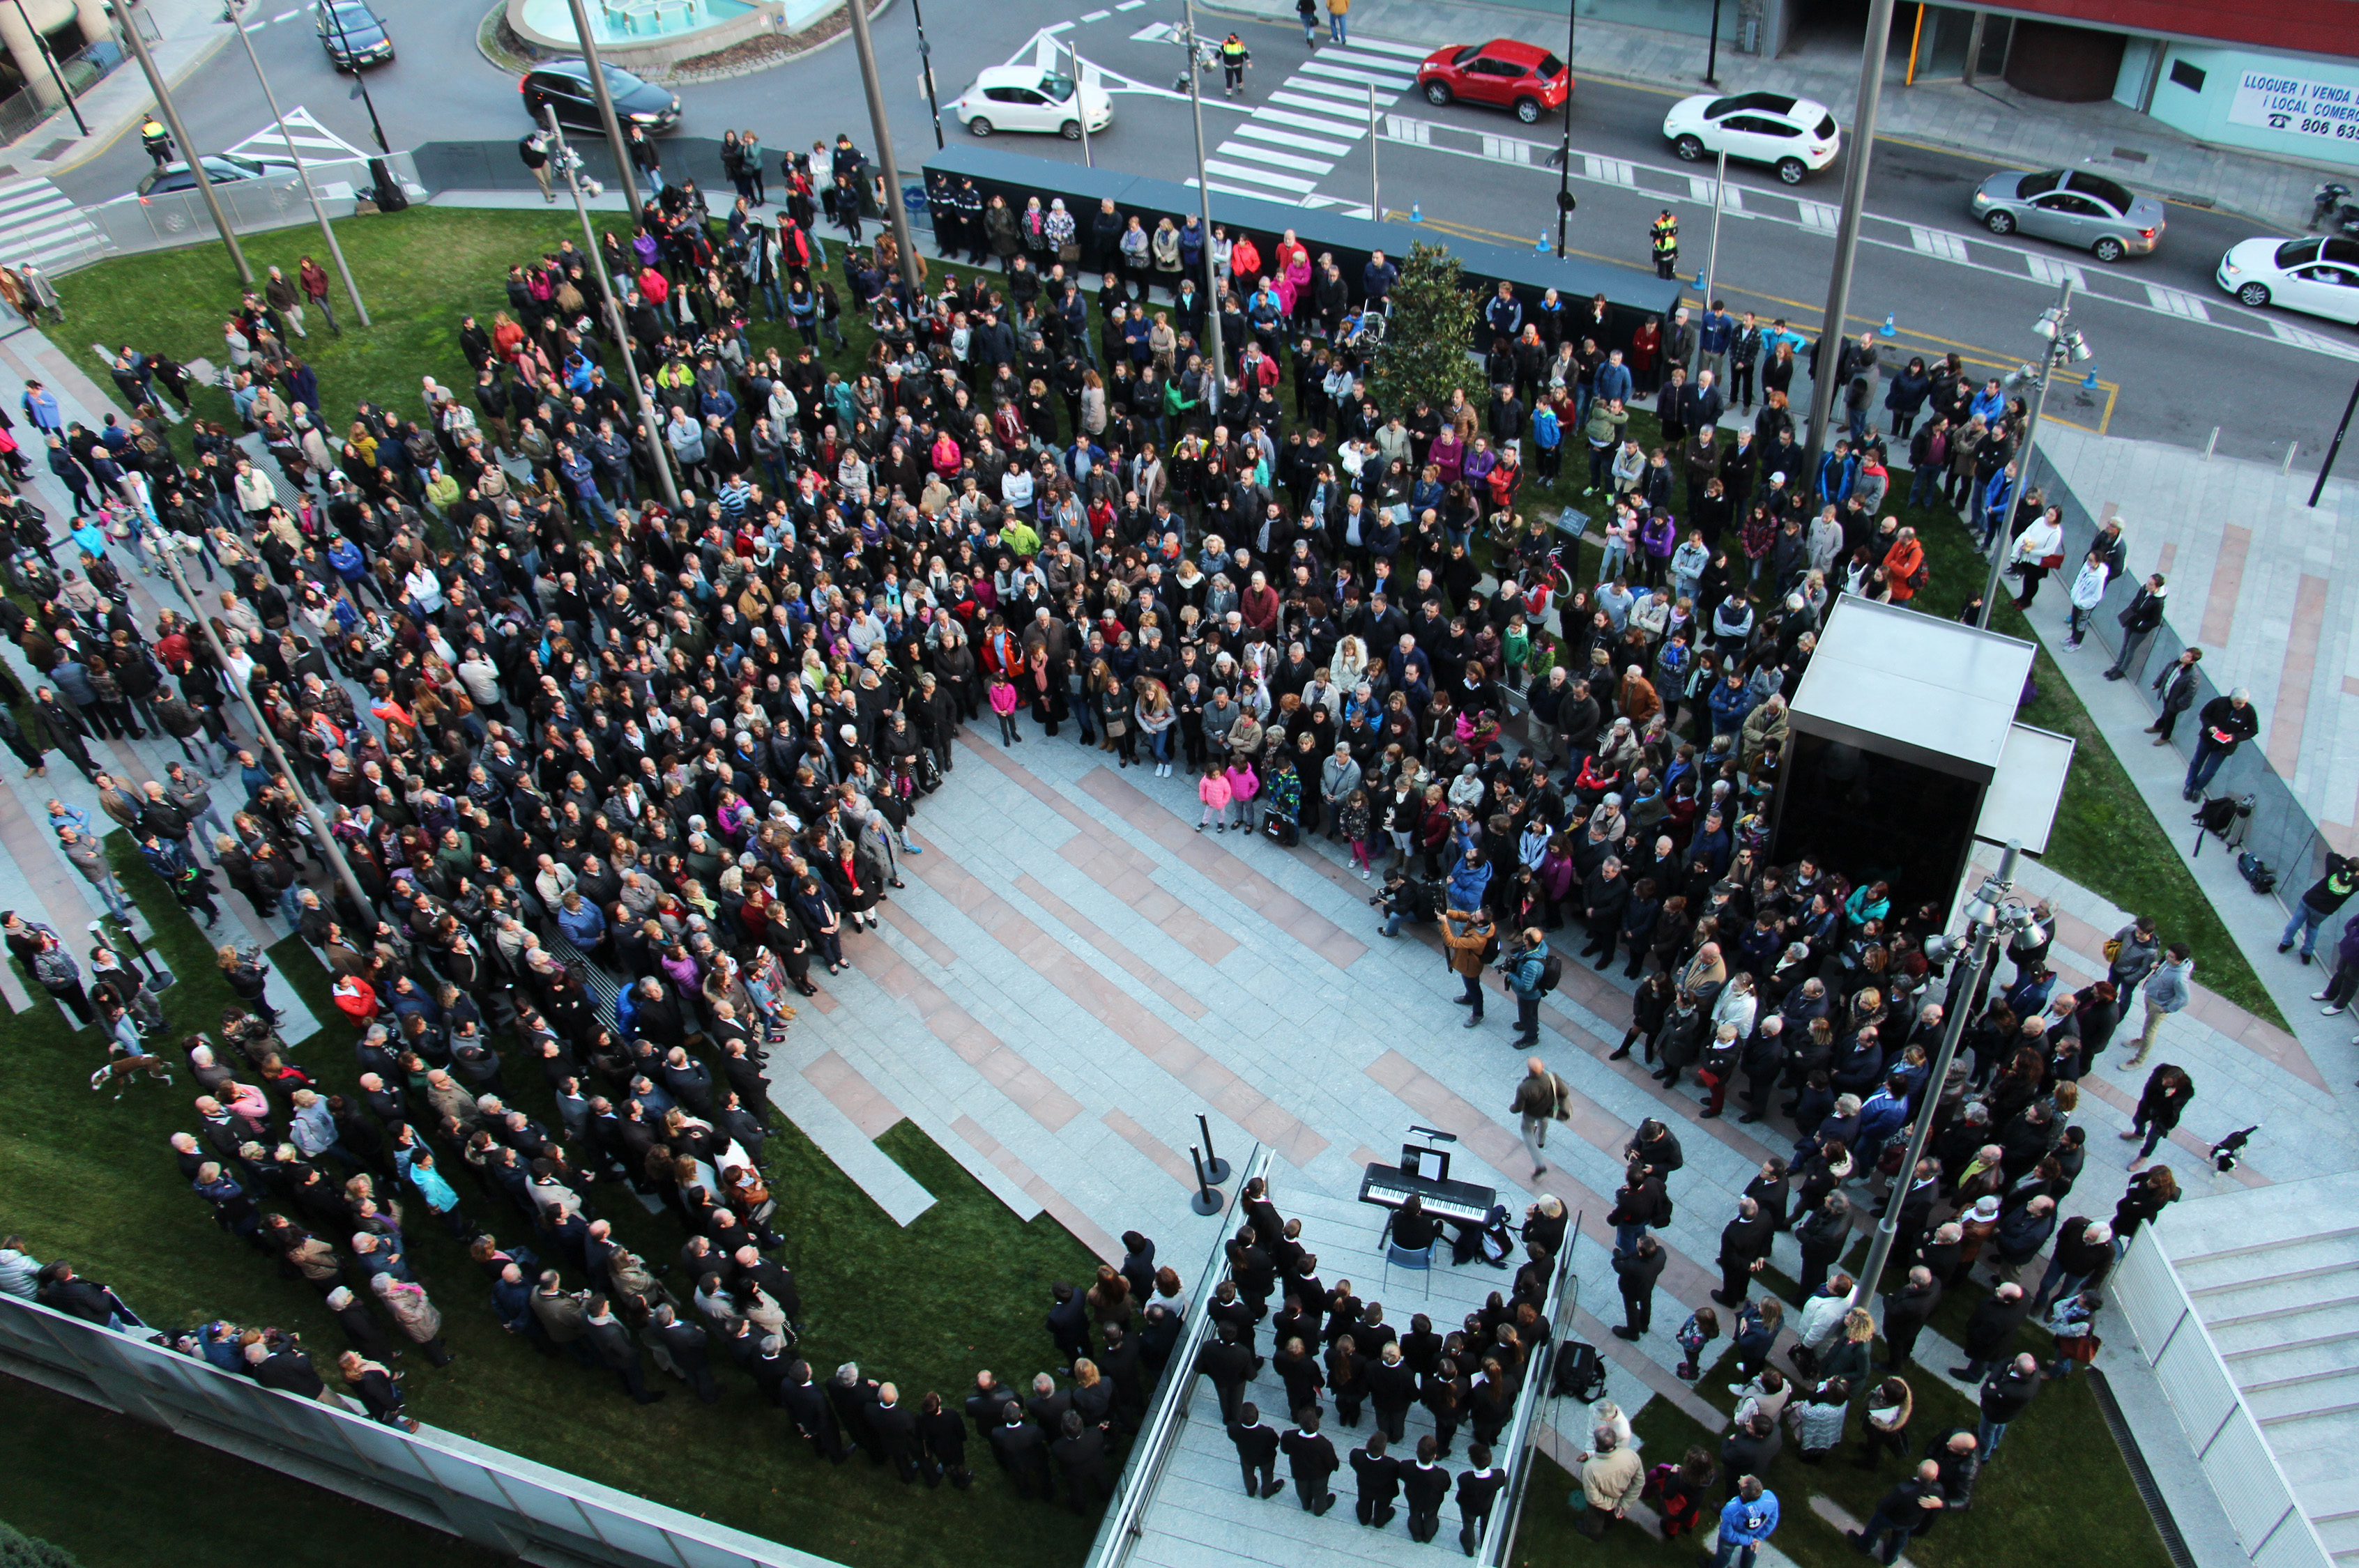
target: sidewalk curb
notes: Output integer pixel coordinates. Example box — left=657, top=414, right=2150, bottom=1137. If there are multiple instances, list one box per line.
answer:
left=6, top=24, right=237, bottom=183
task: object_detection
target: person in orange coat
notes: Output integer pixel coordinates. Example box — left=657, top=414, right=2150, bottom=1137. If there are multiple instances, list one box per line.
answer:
left=1882, top=527, right=1926, bottom=604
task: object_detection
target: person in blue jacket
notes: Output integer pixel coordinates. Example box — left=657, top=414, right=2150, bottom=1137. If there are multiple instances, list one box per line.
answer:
left=1711, top=1475, right=1780, bottom=1568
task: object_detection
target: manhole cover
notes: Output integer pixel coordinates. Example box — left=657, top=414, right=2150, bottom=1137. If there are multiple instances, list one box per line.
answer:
left=2110, top=146, right=2149, bottom=163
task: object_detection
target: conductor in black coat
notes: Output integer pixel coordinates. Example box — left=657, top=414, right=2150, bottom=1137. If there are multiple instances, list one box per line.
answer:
left=1227, top=1401, right=1283, bottom=1498
left=1282, top=1408, right=1341, bottom=1514
left=1350, top=1431, right=1401, bottom=1527
left=1611, top=1233, right=1667, bottom=1339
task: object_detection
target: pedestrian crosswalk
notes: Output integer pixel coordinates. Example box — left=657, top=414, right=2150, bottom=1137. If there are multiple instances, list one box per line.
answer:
left=1191, top=35, right=1427, bottom=217
left=224, top=105, right=373, bottom=165
left=0, top=175, right=108, bottom=275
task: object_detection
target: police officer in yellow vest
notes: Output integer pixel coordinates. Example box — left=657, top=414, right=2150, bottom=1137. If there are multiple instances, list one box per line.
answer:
left=1220, top=33, right=1251, bottom=98
left=1649, top=210, right=1679, bottom=280
left=139, top=114, right=174, bottom=170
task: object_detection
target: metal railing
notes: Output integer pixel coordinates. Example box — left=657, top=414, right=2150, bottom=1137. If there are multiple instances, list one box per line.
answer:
left=68, top=153, right=423, bottom=267
left=2111, top=1227, right=2334, bottom=1568
left=0, top=1289, right=849, bottom=1568
left=1083, top=1142, right=1272, bottom=1568
left=1479, top=1212, right=1582, bottom=1568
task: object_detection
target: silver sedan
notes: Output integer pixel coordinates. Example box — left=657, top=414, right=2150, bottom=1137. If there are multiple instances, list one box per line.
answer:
left=1969, top=168, right=2167, bottom=262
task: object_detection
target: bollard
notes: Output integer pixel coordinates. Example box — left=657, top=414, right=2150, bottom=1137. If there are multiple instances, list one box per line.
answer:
left=1189, top=1146, right=1224, bottom=1215
left=1198, top=1114, right=1231, bottom=1185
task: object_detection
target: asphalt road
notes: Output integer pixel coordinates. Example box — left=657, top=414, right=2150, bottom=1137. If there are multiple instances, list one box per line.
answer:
left=55, top=0, right=2351, bottom=463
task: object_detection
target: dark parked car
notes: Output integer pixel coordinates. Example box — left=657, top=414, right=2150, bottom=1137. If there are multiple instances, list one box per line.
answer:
left=316, top=1, right=393, bottom=69
left=519, top=60, right=681, bottom=134
left=135, top=152, right=298, bottom=200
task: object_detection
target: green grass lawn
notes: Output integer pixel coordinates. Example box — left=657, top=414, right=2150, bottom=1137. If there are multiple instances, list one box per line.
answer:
left=0, top=834, right=1107, bottom=1568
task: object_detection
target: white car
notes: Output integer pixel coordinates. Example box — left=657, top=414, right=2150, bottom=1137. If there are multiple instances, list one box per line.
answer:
left=2216, top=236, right=2359, bottom=325
left=954, top=66, right=1113, bottom=141
left=1662, top=91, right=1840, bottom=185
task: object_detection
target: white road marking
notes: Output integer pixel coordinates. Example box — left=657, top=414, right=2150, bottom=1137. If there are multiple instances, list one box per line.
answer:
left=1284, top=75, right=1384, bottom=105
left=1232, top=121, right=1354, bottom=157
left=2144, top=283, right=2211, bottom=322
left=273, top=8, right=301, bottom=20
left=1080, top=8, right=1110, bottom=20
left=1216, top=139, right=1334, bottom=175
left=1908, top=226, right=1969, bottom=263
left=1116, top=1, right=1146, bottom=10
left=1189, top=178, right=1306, bottom=208
left=1340, top=36, right=1435, bottom=59
left=1480, top=134, right=1533, bottom=165
left=1798, top=201, right=1840, bottom=230
left=2025, top=254, right=2086, bottom=289
left=1297, top=61, right=1415, bottom=92
left=1381, top=114, right=1430, bottom=144
left=1200, top=159, right=1320, bottom=194
left=1261, top=98, right=1371, bottom=134
left=1581, top=154, right=1634, bottom=186
left=2268, top=318, right=2359, bottom=360
left=1129, top=21, right=1173, bottom=40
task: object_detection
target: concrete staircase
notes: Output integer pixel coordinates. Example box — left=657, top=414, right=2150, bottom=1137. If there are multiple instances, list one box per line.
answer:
left=2165, top=1185, right=2359, bottom=1567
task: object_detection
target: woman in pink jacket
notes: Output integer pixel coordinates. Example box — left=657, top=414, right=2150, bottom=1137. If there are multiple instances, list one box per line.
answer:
left=1197, top=765, right=1233, bottom=832
left=987, top=671, right=1021, bottom=746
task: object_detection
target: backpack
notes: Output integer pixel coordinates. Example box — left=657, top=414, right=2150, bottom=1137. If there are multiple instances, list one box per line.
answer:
left=1551, top=1339, right=1608, bottom=1401
left=1539, top=951, right=1564, bottom=994
left=1480, top=928, right=1502, bottom=963
left=2236, top=851, right=2276, bottom=895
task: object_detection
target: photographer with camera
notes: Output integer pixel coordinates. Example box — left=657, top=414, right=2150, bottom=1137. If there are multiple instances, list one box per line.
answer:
left=1373, top=866, right=1436, bottom=940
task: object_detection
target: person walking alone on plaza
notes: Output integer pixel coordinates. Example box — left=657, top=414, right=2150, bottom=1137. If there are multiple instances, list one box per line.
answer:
left=1509, top=1055, right=1571, bottom=1180
left=1219, top=33, right=1252, bottom=98
left=2127, top=944, right=2191, bottom=1067
left=1296, top=0, right=1318, bottom=43
left=2121, top=1063, right=2193, bottom=1167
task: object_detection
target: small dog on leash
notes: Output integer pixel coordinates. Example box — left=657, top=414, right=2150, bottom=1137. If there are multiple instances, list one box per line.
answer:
left=90, top=1052, right=174, bottom=1099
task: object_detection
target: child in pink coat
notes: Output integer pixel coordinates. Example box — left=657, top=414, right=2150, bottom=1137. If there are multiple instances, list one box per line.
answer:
left=1225, top=756, right=1260, bottom=831
left=1196, top=766, right=1233, bottom=832
left=988, top=672, right=1021, bottom=745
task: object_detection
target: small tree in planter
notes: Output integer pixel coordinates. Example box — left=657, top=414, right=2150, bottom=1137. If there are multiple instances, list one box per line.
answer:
left=1370, top=240, right=1477, bottom=420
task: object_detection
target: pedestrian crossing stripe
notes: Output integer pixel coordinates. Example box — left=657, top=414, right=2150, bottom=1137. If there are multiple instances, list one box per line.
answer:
left=1216, top=140, right=1332, bottom=175
left=1232, top=121, right=1354, bottom=157
left=1332, top=37, right=1430, bottom=60
left=1200, top=159, right=1320, bottom=195
left=0, top=175, right=108, bottom=273
left=1298, top=61, right=1414, bottom=93
left=1261, top=100, right=1370, bottom=136
left=224, top=106, right=372, bottom=163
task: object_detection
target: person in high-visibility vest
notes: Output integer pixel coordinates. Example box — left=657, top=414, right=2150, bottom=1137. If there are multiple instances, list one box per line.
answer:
left=1649, top=210, right=1680, bottom=280
left=139, top=115, right=173, bottom=170
left=1220, top=34, right=1251, bottom=98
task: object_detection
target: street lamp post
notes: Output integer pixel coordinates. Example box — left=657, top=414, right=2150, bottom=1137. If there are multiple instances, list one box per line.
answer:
left=1849, top=843, right=2033, bottom=1308
left=1180, top=0, right=1223, bottom=414
left=561, top=0, right=647, bottom=218
left=1702, top=147, right=1727, bottom=305
left=114, top=0, right=250, bottom=286
left=226, top=0, right=370, bottom=328
left=1801, top=0, right=1897, bottom=477
left=318, top=0, right=390, bottom=153
left=13, top=0, right=88, bottom=134
left=1367, top=82, right=1377, bottom=217
left=1554, top=0, right=1575, bottom=259
left=1073, top=38, right=1092, bottom=169
left=844, top=0, right=924, bottom=301
left=1976, top=279, right=2088, bottom=629
left=544, top=106, right=680, bottom=514
left=910, top=0, right=944, bottom=149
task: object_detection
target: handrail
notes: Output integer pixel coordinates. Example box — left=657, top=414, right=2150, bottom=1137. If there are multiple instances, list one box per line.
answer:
left=1081, top=1142, right=1273, bottom=1568
left=1479, top=1209, right=1584, bottom=1568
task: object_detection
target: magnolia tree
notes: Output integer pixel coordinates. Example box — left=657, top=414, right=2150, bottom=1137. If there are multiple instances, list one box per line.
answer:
left=1370, top=240, right=1478, bottom=417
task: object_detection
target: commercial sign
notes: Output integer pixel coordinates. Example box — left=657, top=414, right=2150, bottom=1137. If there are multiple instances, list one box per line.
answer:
left=2227, top=70, right=2359, bottom=144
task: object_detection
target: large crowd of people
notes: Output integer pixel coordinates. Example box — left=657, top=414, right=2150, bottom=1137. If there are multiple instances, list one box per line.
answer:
left=0, top=121, right=2239, bottom=1559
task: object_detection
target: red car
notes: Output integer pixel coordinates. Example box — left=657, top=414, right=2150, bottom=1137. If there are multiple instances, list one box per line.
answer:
left=1415, top=39, right=1571, bottom=124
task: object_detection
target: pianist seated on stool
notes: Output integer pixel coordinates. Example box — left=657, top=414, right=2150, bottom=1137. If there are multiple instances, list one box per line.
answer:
left=1383, top=1194, right=1439, bottom=1254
